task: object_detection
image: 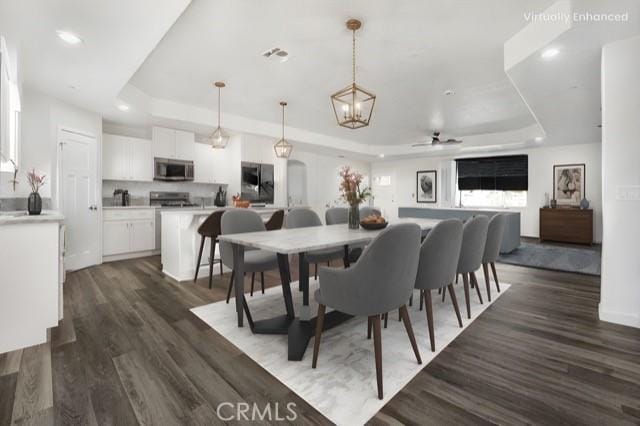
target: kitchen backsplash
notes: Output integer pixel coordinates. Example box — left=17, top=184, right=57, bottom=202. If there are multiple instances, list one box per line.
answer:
left=102, top=180, right=227, bottom=206
left=0, top=197, right=52, bottom=211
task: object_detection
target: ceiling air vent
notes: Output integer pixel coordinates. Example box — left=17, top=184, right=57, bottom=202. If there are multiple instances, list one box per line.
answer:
left=262, top=47, right=289, bottom=62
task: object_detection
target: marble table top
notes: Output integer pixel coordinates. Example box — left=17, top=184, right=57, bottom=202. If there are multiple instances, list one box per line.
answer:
left=0, top=210, right=65, bottom=226
left=217, top=218, right=441, bottom=254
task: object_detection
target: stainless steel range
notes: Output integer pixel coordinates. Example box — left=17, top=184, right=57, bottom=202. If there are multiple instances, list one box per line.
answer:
left=149, top=191, right=198, bottom=208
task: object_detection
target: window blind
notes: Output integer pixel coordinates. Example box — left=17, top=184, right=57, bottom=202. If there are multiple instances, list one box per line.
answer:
left=456, top=155, right=528, bottom=191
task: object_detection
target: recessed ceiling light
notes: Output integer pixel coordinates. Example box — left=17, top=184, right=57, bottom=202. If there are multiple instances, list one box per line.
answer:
left=117, top=104, right=130, bottom=112
left=56, top=30, right=83, bottom=45
left=444, top=89, right=455, bottom=96
left=378, top=153, right=385, bottom=158
left=534, top=136, right=544, bottom=142
left=541, top=48, right=559, bottom=59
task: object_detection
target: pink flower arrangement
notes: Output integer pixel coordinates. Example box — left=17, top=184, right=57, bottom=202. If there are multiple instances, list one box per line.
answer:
left=27, top=169, right=46, bottom=194
left=339, top=165, right=371, bottom=206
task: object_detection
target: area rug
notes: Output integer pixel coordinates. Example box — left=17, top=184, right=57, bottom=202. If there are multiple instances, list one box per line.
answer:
left=191, top=278, right=509, bottom=425
left=498, top=242, right=601, bottom=276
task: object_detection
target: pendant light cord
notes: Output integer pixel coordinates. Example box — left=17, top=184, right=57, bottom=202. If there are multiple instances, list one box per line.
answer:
left=217, top=86, right=221, bottom=128
left=281, top=103, right=285, bottom=139
left=352, top=28, right=356, bottom=85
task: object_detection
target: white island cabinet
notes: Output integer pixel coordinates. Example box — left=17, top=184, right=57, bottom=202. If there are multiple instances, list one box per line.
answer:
left=161, top=207, right=281, bottom=281
left=103, top=207, right=156, bottom=262
left=0, top=212, right=64, bottom=354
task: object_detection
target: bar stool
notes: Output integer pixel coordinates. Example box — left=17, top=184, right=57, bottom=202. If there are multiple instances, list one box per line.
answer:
left=194, top=210, right=225, bottom=289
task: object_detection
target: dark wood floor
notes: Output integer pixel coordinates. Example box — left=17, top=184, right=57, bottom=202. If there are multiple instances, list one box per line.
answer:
left=1, top=256, right=639, bottom=425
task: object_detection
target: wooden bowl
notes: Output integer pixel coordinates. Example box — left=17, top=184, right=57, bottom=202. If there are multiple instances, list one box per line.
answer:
left=360, top=220, right=388, bottom=230
left=234, top=200, right=251, bottom=208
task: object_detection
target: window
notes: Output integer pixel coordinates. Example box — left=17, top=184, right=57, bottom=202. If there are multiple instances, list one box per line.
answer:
left=455, top=155, right=528, bottom=208
left=0, top=38, right=20, bottom=173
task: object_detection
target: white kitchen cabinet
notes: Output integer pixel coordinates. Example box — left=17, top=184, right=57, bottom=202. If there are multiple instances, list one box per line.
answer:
left=175, top=129, right=195, bottom=160
left=193, top=140, right=236, bottom=184
left=103, top=209, right=156, bottom=260
left=152, top=126, right=195, bottom=160
left=103, top=221, right=131, bottom=256
left=102, top=134, right=152, bottom=182
left=130, top=220, right=155, bottom=253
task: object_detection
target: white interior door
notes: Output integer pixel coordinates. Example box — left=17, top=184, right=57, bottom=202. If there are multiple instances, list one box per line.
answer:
left=372, top=171, right=398, bottom=220
left=59, top=129, right=99, bottom=271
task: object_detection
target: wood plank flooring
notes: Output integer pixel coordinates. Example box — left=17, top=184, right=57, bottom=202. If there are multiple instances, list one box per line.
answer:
left=1, top=256, right=639, bottom=425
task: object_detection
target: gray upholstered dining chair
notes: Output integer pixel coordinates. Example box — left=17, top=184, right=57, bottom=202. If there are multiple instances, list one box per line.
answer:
left=286, top=208, right=346, bottom=277
left=456, top=215, right=489, bottom=319
left=482, top=213, right=507, bottom=301
left=325, top=207, right=348, bottom=225
left=414, top=219, right=464, bottom=351
left=359, top=206, right=382, bottom=220
left=220, top=209, right=280, bottom=304
left=312, top=223, right=423, bottom=400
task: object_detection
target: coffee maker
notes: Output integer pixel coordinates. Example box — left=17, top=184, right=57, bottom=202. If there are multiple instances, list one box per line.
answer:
left=113, top=189, right=130, bottom=206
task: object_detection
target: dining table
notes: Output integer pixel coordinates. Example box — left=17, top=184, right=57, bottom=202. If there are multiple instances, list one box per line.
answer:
left=217, top=217, right=442, bottom=361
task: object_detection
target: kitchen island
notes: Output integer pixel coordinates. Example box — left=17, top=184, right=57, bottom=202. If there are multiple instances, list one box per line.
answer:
left=161, top=207, right=284, bottom=281
left=0, top=211, right=64, bottom=354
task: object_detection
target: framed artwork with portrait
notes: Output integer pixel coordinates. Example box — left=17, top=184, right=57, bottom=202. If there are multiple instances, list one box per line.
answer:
left=553, top=163, right=585, bottom=207
left=416, top=170, right=437, bottom=203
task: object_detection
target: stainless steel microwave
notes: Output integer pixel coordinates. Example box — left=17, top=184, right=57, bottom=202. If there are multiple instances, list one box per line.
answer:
left=154, top=158, right=194, bottom=181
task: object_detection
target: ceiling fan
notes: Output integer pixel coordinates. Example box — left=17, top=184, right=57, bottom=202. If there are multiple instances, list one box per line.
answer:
left=412, top=131, right=463, bottom=147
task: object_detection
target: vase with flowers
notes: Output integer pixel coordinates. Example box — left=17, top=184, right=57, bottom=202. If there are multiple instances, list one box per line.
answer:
left=339, top=165, right=371, bottom=229
left=26, top=169, right=46, bottom=215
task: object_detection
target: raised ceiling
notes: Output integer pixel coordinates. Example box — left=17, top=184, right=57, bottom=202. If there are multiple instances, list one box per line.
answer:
left=129, top=0, right=557, bottom=146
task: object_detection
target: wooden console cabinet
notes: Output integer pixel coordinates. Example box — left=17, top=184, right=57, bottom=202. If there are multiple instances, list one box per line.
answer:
left=539, top=208, right=593, bottom=245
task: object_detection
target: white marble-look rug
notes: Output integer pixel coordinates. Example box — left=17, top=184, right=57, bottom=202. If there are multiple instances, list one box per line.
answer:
left=191, top=279, right=510, bottom=425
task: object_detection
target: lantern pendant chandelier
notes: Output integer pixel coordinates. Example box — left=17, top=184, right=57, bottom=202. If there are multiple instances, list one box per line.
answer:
left=331, top=19, right=376, bottom=129
left=208, top=81, right=229, bottom=149
left=274, top=101, right=293, bottom=158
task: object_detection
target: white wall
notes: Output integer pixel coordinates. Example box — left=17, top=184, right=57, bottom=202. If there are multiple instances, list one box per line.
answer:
left=600, top=35, right=640, bottom=328
left=289, top=149, right=371, bottom=219
left=371, top=142, right=603, bottom=241
left=1, top=88, right=102, bottom=203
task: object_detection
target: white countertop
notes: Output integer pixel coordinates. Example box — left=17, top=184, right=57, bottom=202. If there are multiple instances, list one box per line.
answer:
left=103, top=205, right=159, bottom=210
left=400, top=206, right=520, bottom=213
left=0, top=210, right=65, bottom=225
left=160, top=206, right=286, bottom=216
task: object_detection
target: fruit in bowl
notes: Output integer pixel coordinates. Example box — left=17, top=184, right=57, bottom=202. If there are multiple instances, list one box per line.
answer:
left=360, top=214, right=388, bottom=230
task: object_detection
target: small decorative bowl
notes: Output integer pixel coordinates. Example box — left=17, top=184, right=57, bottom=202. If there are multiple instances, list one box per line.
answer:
left=234, top=200, right=251, bottom=208
left=360, top=221, right=388, bottom=230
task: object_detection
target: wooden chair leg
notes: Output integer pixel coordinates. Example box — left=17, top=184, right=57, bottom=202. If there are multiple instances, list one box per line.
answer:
left=482, top=263, right=492, bottom=302
left=447, top=283, right=463, bottom=327
left=194, top=236, right=205, bottom=282
left=250, top=272, right=255, bottom=296
left=456, top=273, right=459, bottom=284
left=314, top=263, right=318, bottom=280
left=371, top=315, right=383, bottom=400
left=441, top=285, right=446, bottom=302
left=409, top=293, right=413, bottom=307
left=226, top=270, right=235, bottom=304
left=423, top=290, right=435, bottom=352
left=367, top=317, right=372, bottom=339
left=208, top=238, right=215, bottom=289
left=312, top=304, right=326, bottom=368
left=419, top=290, right=424, bottom=311
left=399, top=305, right=422, bottom=363
left=261, top=272, right=265, bottom=294
left=470, top=271, right=483, bottom=304
left=491, top=262, right=501, bottom=292
left=383, top=312, right=388, bottom=328
left=218, top=240, right=223, bottom=276
left=462, top=273, right=471, bottom=319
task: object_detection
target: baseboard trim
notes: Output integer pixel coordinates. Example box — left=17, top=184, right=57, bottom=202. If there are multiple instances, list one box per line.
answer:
left=103, top=250, right=160, bottom=263
left=599, top=303, right=640, bottom=328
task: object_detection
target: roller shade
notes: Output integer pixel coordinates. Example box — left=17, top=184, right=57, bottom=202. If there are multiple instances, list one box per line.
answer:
left=456, top=155, right=528, bottom=191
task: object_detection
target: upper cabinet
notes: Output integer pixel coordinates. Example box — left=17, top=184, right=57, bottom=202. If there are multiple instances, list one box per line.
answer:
left=103, top=134, right=152, bottom=181
left=152, top=126, right=195, bottom=160
left=193, top=140, right=239, bottom=185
